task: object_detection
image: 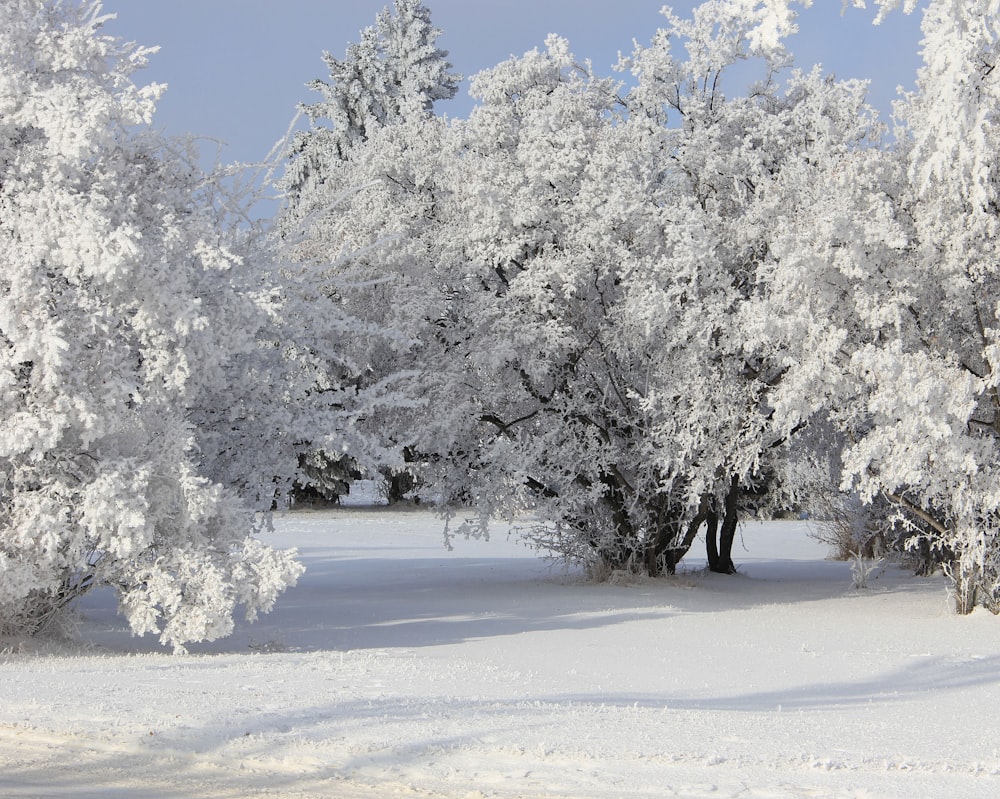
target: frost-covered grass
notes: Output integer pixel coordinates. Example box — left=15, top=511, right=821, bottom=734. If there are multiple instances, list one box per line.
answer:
left=2, top=494, right=999, bottom=798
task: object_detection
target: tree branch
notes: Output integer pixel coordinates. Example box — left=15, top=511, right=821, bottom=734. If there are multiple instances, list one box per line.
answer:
left=480, top=410, right=539, bottom=439
left=884, top=491, right=951, bottom=537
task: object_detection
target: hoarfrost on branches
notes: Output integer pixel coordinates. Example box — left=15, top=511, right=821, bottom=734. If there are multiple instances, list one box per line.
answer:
left=0, top=0, right=372, bottom=650
left=282, top=0, right=460, bottom=227
left=287, top=2, right=884, bottom=577
left=761, top=0, right=1000, bottom=611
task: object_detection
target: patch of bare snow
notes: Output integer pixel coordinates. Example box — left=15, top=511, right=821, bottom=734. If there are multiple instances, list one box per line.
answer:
left=2, top=501, right=1000, bottom=798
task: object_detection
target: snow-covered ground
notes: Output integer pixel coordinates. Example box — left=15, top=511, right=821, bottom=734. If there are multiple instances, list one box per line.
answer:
left=3, top=492, right=1000, bottom=798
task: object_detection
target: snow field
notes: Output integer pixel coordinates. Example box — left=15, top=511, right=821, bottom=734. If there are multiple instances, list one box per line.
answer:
left=2, top=504, right=1000, bottom=798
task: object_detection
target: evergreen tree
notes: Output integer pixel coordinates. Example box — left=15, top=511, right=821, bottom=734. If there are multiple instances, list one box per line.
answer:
left=279, top=1, right=459, bottom=504
left=283, top=0, right=460, bottom=220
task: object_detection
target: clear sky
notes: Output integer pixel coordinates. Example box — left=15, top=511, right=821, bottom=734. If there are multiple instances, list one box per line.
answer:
left=101, top=1, right=925, bottom=167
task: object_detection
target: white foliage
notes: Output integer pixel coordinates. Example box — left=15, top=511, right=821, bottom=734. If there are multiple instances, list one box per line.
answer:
left=759, top=0, right=1000, bottom=611
left=282, top=0, right=460, bottom=223
left=288, top=6, right=883, bottom=576
left=0, top=0, right=318, bottom=650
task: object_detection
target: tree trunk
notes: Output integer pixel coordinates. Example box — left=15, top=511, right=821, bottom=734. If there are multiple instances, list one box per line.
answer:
left=708, top=475, right=739, bottom=574
left=658, top=495, right=710, bottom=575
left=599, top=471, right=640, bottom=571
left=651, top=518, right=686, bottom=575
left=704, top=508, right=720, bottom=569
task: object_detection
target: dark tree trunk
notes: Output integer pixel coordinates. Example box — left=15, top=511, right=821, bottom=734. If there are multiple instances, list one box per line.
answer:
left=385, top=470, right=415, bottom=504
left=704, top=508, right=720, bottom=570
left=649, top=518, right=686, bottom=576
left=646, top=498, right=680, bottom=576
left=708, top=475, right=740, bottom=574
left=384, top=447, right=419, bottom=504
left=598, top=471, right=640, bottom=571
left=660, top=496, right=715, bottom=574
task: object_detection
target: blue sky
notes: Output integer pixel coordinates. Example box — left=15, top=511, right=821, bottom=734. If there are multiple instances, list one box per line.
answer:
left=102, top=1, right=924, bottom=167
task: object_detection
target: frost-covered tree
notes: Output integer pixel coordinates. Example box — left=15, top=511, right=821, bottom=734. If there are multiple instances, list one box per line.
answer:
left=418, top=37, right=680, bottom=571
left=615, top=1, right=831, bottom=573
left=760, top=0, right=1000, bottom=611
left=278, top=0, right=459, bottom=502
left=0, top=0, right=368, bottom=650
left=283, top=0, right=460, bottom=221
left=287, top=2, right=891, bottom=576
left=423, top=6, right=876, bottom=576
left=856, top=0, right=1000, bottom=611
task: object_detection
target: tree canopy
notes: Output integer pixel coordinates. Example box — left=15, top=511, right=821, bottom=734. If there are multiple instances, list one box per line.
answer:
left=281, top=0, right=1000, bottom=613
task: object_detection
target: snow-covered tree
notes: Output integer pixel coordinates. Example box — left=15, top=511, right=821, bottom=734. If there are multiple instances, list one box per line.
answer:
left=423, top=5, right=877, bottom=576
left=0, top=0, right=370, bottom=650
left=758, top=0, right=1000, bottom=611
left=417, top=37, right=678, bottom=571
left=615, top=0, right=816, bottom=573
left=282, top=0, right=460, bottom=222
left=848, top=0, right=1000, bottom=611
left=286, top=1, right=893, bottom=577
left=276, top=0, right=460, bottom=503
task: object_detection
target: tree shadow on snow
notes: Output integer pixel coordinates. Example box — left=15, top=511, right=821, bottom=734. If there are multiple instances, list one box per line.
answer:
left=74, top=546, right=946, bottom=656
left=553, top=652, right=1000, bottom=713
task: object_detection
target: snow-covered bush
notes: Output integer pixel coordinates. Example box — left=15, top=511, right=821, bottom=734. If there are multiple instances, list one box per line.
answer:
left=0, top=0, right=365, bottom=650
left=849, top=551, right=885, bottom=591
